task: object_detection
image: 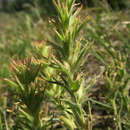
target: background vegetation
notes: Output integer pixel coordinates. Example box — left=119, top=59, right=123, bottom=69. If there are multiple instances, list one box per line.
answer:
left=0, top=0, right=130, bottom=129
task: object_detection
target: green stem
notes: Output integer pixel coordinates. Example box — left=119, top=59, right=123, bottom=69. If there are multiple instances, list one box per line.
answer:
left=3, top=112, right=9, bottom=130
left=88, top=101, right=92, bottom=130
left=112, top=91, right=122, bottom=130
left=33, top=116, right=40, bottom=130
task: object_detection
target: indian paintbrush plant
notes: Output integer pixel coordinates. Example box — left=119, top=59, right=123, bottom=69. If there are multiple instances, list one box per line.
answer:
left=5, top=0, right=130, bottom=129
left=6, top=0, right=94, bottom=129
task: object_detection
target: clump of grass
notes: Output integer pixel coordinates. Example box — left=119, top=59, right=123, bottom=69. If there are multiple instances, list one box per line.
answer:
left=83, top=8, right=130, bottom=129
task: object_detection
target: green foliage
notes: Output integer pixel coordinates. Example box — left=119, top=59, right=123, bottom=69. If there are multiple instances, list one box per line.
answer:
left=84, top=9, right=130, bottom=129
left=5, top=0, right=92, bottom=129
left=0, top=0, right=130, bottom=129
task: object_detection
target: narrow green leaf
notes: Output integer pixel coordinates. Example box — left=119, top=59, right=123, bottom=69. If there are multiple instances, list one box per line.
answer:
left=62, top=99, right=81, bottom=115
left=73, top=17, right=88, bottom=40
left=94, top=51, right=107, bottom=66
left=60, top=75, right=76, bottom=102
left=19, top=108, right=34, bottom=123
left=4, top=78, right=18, bottom=89
left=60, top=116, right=76, bottom=130
left=15, top=75, right=25, bottom=91
left=0, top=113, right=3, bottom=130
left=52, top=0, right=63, bottom=19
left=72, top=45, right=89, bottom=73
left=88, top=98, right=113, bottom=109
left=67, top=0, right=75, bottom=12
